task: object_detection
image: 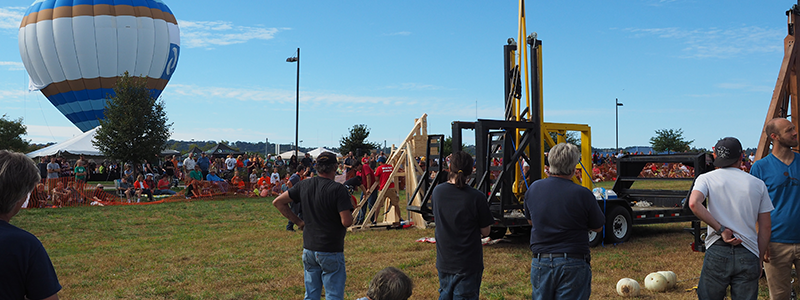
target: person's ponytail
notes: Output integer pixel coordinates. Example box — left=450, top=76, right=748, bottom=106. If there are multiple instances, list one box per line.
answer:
left=448, top=151, right=473, bottom=189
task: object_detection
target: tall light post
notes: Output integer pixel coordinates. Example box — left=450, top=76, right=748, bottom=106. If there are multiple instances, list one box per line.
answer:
left=616, top=98, right=624, bottom=154
left=287, top=48, right=300, bottom=158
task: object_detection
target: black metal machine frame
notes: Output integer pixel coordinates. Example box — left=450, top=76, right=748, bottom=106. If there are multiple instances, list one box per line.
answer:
left=405, top=134, right=446, bottom=220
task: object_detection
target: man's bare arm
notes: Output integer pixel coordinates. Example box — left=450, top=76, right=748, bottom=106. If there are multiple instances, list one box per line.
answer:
left=339, top=210, right=353, bottom=228
left=757, top=212, right=771, bottom=263
left=688, top=190, right=740, bottom=245
left=272, top=191, right=304, bottom=229
left=480, top=225, right=491, bottom=237
left=41, top=293, right=58, bottom=300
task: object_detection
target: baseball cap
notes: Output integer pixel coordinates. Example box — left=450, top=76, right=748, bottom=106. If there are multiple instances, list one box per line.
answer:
left=713, top=137, right=743, bottom=167
left=317, top=152, right=338, bottom=165
left=377, top=156, right=387, bottom=163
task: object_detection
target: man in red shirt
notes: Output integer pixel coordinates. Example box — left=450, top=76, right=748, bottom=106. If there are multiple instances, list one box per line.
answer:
left=355, top=161, right=375, bottom=225
left=374, top=156, right=401, bottom=222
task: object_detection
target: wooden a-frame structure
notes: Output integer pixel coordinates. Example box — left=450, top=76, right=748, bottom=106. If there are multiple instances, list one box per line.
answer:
left=351, top=114, right=428, bottom=231
left=757, top=2, right=800, bottom=160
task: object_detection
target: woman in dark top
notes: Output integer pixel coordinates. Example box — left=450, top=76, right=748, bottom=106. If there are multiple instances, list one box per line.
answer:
left=431, top=151, right=494, bottom=300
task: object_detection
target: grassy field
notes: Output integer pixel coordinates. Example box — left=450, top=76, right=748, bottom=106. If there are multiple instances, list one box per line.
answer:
left=11, top=193, right=777, bottom=299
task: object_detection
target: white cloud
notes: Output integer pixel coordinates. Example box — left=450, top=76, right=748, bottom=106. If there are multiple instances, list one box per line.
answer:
left=383, top=31, right=411, bottom=36
left=648, top=0, right=677, bottom=6
left=0, top=7, right=24, bottom=30
left=623, top=26, right=783, bottom=58
left=384, top=83, right=443, bottom=91
left=166, top=83, right=405, bottom=105
left=0, top=61, right=24, bottom=71
left=715, top=82, right=773, bottom=93
left=178, top=20, right=280, bottom=49
left=170, top=127, right=287, bottom=143
left=0, top=88, right=27, bottom=99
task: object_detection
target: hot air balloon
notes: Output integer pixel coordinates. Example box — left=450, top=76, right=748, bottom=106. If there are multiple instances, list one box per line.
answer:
left=18, top=0, right=180, bottom=132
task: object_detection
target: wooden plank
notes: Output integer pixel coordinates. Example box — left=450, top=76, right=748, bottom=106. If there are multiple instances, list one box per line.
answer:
left=757, top=34, right=795, bottom=160
left=405, top=143, right=426, bottom=229
left=387, top=114, right=427, bottom=165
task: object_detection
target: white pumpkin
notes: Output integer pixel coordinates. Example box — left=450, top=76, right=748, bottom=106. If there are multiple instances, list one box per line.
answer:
left=644, top=272, right=668, bottom=292
left=616, top=278, right=641, bottom=297
left=657, top=271, right=677, bottom=288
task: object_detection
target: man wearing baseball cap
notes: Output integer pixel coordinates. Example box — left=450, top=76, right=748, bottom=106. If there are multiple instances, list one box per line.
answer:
left=273, top=152, right=353, bottom=300
left=688, top=137, right=773, bottom=299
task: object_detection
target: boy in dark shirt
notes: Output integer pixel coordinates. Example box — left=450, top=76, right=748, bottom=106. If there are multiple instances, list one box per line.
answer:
left=0, top=150, right=62, bottom=300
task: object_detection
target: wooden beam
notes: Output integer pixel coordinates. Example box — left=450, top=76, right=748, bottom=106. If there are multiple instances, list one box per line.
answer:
left=757, top=23, right=797, bottom=160
left=387, top=114, right=427, bottom=165
left=404, top=143, right=426, bottom=228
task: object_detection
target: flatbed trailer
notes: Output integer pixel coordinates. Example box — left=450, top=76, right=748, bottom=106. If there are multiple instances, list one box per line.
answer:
left=587, top=152, right=713, bottom=247
left=409, top=150, right=713, bottom=248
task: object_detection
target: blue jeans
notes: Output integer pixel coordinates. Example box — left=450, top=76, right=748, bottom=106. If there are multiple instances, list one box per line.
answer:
left=530, top=256, right=592, bottom=300
left=302, top=249, right=346, bottom=300
left=357, top=192, right=378, bottom=224
left=697, top=240, right=760, bottom=300
left=438, top=270, right=482, bottom=300
left=287, top=201, right=303, bottom=230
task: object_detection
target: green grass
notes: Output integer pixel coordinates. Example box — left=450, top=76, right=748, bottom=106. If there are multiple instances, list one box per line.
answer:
left=11, top=192, right=779, bottom=299
left=594, top=180, right=694, bottom=191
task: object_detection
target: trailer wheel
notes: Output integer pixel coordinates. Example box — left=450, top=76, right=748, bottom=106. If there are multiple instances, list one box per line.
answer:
left=509, top=226, right=531, bottom=236
left=605, top=206, right=632, bottom=243
left=489, top=226, right=507, bottom=240
left=589, top=230, right=601, bottom=247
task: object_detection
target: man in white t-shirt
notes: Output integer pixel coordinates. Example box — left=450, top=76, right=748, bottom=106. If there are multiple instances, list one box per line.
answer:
left=688, top=137, right=773, bottom=300
left=224, top=155, right=236, bottom=171
left=183, top=153, right=196, bottom=176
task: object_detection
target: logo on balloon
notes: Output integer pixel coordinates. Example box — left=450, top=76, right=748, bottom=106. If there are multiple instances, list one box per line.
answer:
left=162, top=44, right=180, bottom=80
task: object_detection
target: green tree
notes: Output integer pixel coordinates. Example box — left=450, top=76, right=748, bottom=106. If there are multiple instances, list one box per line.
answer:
left=441, top=136, right=467, bottom=158
left=0, top=114, right=31, bottom=152
left=339, top=124, right=380, bottom=156
left=650, top=128, right=693, bottom=153
left=93, top=72, right=172, bottom=175
left=544, top=131, right=580, bottom=152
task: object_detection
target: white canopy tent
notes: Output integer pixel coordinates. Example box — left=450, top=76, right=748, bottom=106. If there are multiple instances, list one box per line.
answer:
left=27, top=127, right=102, bottom=159
left=307, top=147, right=342, bottom=159
left=278, top=150, right=305, bottom=160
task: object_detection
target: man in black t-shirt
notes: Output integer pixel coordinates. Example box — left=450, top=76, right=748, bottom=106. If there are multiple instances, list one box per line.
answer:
left=301, top=153, right=314, bottom=173
left=0, top=150, right=62, bottom=300
left=285, top=165, right=306, bottom=231
left=273, top=152, right=353, bottom=300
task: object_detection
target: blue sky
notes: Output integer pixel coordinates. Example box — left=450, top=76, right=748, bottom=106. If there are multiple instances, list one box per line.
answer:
left=0, top=0, right=790, bottom=150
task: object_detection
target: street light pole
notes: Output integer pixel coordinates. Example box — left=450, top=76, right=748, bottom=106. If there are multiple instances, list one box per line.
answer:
left=616, top=98, right=624, bottom=154
left=287, top=48, right=300, bottom=158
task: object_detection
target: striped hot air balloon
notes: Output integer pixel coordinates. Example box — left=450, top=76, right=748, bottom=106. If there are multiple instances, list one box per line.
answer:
left=18, top=0, right=180, bottom=132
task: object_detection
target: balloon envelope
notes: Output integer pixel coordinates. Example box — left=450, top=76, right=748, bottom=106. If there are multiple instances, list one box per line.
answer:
left=19, top=0, right=180, bottom=132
